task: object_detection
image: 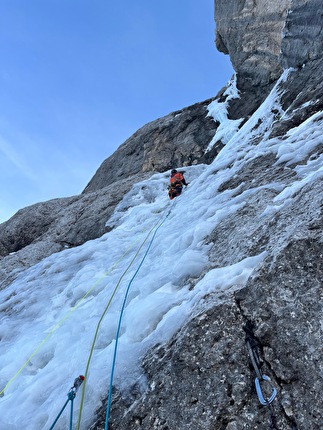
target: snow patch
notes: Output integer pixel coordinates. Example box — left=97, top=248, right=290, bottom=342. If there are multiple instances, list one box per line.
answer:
left=206, top=74, right=243, bottom=151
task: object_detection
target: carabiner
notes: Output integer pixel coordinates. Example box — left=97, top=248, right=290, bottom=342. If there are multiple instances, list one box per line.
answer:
left=255, top=375, right=277, bottom=405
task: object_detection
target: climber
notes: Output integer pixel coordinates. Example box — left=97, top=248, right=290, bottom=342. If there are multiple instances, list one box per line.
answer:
left=168, top=169, right=188, bottom=200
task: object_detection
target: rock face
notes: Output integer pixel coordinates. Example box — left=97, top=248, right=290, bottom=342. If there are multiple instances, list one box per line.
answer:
left=88, top=1, right=323, bottom=429
left=83, top=99, right=220, bottom=193
left=1, top=1, right=323, bottom=429
left=0, top=100, right=219, bottom=288
left=214, top=0, right=291, bottom=90
left=281, top=0, right=323, bottom=69
left=91, top=133, right=323, bottom=430
left=0, top=174, right=148, bottom=289
left=109, top=232, right=321, bottom=429
left=214, top=0, right=323, bottom=123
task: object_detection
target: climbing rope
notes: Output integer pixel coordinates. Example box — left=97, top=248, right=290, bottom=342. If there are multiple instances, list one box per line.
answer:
left=1, top=177, right=179, bottom=430
left=244, top=323, right=278, bottom=430
left=49, top=375, right=84, bottom=430
left=1, top=183, right=177, bottom=429
left=0, top=232, right=147, bottom=398
left=104, top=206, right=172, bottom=430
left=76, top=203, right=172, bottom=430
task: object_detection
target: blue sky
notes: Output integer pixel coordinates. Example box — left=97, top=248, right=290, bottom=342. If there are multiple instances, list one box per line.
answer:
left=0, top=0, right=233, bottom=223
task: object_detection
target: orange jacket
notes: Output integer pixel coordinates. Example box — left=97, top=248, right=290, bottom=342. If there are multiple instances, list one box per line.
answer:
left=170, top=172, right=187, bottom=187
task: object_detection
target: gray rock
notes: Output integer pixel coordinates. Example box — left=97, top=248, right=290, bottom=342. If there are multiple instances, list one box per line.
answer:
left=214, top=0, right=290, bottom=90
left=93, top=136, right=322, bottom=430
left=0, top=173, right=148, bottom=288
left=1, top=1, right=323, bottom=429
left=0, top=100, right=220, bottom=288
left=214, top=0, right=323, bottom=123
left=83, top=99, right=219, bottom=193
left=281, top=0, right=323, bottom=69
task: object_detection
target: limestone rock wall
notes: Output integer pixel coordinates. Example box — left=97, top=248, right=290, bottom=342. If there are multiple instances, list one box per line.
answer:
left=214, top=0, right=323, bottom=94
left=281, top=0, right=323, bottom=69
left=1, top=2, right=322, bottom=428
left=90, top=108, right=323, bottom=429
left=83, top=99, right=219, bottom=193
left=0, top=174, right=148, bottom=289
left=0, top=98, right=219, bottom=288
left=214, top=0, right=291, bottom=90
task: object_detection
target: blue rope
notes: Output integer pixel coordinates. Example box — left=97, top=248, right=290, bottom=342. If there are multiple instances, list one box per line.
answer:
left=70, top=395, right=74, bottom=430
left=104, top=208, right=171, bottom=429
left=49, top=398, right=70, bottom=430
left=49, top=391, right=74, bottom=430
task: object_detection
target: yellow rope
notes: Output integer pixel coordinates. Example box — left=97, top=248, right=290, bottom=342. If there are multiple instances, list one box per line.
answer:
left=76, top=209, right=168, bottom=429
left=0, top=225, right=153, bottom=397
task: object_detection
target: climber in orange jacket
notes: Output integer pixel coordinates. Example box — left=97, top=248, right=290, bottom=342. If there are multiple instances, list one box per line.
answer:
left=168, top=169, right=188, bottom=200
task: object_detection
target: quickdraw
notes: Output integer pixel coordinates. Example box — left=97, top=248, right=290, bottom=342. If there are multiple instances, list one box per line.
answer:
left=244, top=322, right=278, bottom=429
left=49, top=375, right=84, bottom=430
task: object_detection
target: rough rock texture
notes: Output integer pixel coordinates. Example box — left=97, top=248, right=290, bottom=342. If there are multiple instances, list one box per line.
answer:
left=88, top=1, right=323, bottom=429
left=1, top=1, right=323, bottom=428
left=0, top=174, right=148, bottom=289
left=269, top=58, right=323, bottom=139
left=214, top=0, right=323, bottom=123
left=91, top=138, right=323, bottom=430
left=214, top=0, right=291, bottom=90
left=0, top=100, right=220, bottom=287
left=83, top=99, right=220, bottom=193
left=281, top=0, right=323, bottom=69
left=107, top=236, right=321, bottom=430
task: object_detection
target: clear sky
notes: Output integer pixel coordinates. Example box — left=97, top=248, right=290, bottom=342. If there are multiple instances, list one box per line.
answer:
left=0, top=0, right=233, bottom=223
